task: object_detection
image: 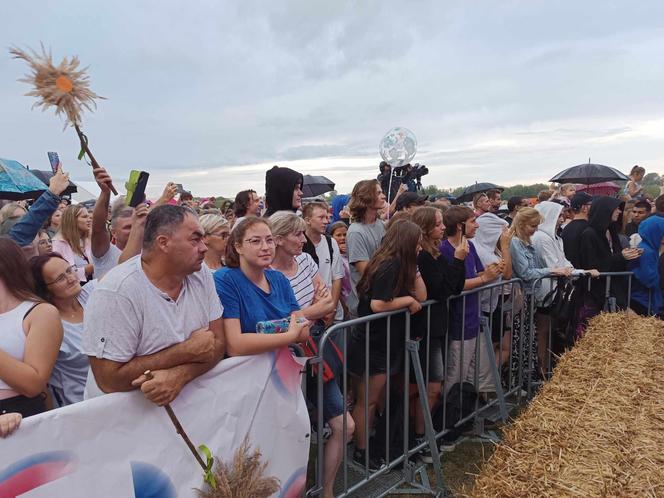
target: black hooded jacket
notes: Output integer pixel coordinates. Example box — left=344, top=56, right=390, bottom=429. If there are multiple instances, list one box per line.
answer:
left=264, top=166, right=303, bottom=217
left=579, top=197, right=628, bottom=308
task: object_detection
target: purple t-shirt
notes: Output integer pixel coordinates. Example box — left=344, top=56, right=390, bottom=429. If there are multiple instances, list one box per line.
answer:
left=440, top=240, right=484, bottom=340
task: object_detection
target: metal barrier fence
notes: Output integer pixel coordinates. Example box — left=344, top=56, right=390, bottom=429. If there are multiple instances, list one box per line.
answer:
left=306, top=279, right=526, bottom=497
left=305, top=271, right=653, bottom=497
left=526, top=271, right=640, bottom=390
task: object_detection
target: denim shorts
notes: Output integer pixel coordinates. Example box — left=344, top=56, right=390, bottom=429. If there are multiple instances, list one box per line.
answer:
left=308, top=377, right=346, bottom=423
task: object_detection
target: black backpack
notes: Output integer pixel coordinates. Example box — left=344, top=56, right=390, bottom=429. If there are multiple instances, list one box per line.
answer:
left=432, top=382, right=483, bottom=434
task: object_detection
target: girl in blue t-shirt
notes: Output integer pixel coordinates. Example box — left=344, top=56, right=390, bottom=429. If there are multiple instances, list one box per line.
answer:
left=214, top=217, right=310, bottom=355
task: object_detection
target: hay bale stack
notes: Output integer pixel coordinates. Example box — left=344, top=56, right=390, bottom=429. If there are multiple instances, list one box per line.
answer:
left=464, top=312, right=664, bottom=497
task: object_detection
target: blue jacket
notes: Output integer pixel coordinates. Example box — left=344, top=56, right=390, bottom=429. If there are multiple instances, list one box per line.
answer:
left=631, top=215, right=664, bottom=314
left=9, top=190, right=61, bottom=246
left=510, top=237, right=550, bottom=300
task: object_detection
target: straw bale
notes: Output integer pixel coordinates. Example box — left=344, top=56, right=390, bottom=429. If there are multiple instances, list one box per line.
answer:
left=463, top=312, right=664, bottom=497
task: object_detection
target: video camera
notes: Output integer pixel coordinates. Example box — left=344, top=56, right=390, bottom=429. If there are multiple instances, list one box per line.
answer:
left=378, top=161, right=429, bottom=199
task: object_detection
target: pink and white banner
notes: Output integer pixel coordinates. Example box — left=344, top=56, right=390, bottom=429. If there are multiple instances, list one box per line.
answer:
left=0, top=350, right=310, bottom=498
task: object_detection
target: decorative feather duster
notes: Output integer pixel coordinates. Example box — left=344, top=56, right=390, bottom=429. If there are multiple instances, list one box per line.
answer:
left=9, top=43, right=104, bottom=129
left=10, top=43, right=117, bottom=194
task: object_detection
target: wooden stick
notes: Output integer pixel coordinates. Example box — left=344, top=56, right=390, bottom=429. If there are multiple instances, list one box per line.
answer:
left=144, top=370, right=206, bottom=471
left=74, top=123, right=119, bottom=195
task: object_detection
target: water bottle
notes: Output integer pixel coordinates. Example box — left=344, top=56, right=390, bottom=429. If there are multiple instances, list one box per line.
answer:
left=255, top=317, right=308, bottom=334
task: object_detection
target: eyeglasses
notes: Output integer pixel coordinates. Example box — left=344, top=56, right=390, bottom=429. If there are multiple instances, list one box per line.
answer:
left=209, top=231, right=230, bottom=240
left=244, top=237, right=275, bottom=248
left=46, top=265, right=77, bottom=286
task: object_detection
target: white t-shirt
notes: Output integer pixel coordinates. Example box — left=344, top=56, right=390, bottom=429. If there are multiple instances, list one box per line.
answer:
left=314, top=237, right=345, bottom=321
left=82, top=256, right=223, bottom=398
left=91, top=244, right=122, bottom=281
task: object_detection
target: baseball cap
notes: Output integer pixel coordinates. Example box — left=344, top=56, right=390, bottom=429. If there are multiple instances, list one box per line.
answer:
left=396, top=192, right=428, bottom=211
left=570, top=192, right=593, bottom=211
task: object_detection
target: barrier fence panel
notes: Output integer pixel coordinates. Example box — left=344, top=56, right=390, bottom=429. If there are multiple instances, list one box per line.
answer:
left=526, top=271, right=636, bottom=395
left=306, top=279, right=528, bottom=498
left=441, top=279, right=525, bottom=441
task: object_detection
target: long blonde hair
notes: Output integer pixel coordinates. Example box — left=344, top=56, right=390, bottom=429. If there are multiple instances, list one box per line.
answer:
left=57, top=205, right=89, bottom=258
left=509, top=207, right=543, bottom=244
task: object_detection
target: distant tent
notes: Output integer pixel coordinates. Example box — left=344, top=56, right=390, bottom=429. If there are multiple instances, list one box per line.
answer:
left=576, top=182, right=620, bottom=197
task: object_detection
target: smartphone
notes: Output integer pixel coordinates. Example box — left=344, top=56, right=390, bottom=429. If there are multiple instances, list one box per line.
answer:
left=125, top=170, right=150, bottom=207
left=175, top=183, right=184, bottom=194
left=47, top=152, right=61, bottom=173
left=461, top=221, right=466, bottom=238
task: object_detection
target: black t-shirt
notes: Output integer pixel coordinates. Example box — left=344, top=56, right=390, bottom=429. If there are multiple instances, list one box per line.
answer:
left=561, top=219, right=589, bottom=269
left=414, top=250, right=465, bottom=338
left=356, top=259, right=409, bottom=354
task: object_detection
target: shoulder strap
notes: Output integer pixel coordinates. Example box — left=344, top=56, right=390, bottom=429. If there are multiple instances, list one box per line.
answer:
left=325, top=235, right=334, bottom=266
left=302, top=234, right=319, bottom=266
left=22, top=302, right=41, bottom=321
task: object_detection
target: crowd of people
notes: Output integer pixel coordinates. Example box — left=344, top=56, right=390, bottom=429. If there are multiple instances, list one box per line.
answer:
left=1, top=160, right=663, bottom=495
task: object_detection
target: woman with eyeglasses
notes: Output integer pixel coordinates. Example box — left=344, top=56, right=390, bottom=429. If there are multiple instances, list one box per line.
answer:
left=213, top=216, right=310, bottom=356
left=31, top=253, right=94, bottom=407
left=37, top=229, right=53, bottom=255
left=199, top=214, right=230, bottom=271
left=52, top=205, right=94, bottom=283
left=0, top=238, right=62, bottom=417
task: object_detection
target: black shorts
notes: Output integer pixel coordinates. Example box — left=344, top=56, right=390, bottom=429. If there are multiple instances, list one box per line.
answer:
left=0, top=393, right=46, bottom=418
left=483, top=306, right=508, bottom=344
left=347, top=339, right=404, bottom=376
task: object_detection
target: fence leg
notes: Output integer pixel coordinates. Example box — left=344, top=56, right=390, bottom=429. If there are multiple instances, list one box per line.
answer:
left=480, top=318, right=508, bottom=421
left=406, top=339, right=446, bottom=494
left=526, top=292, right=536, bottom=398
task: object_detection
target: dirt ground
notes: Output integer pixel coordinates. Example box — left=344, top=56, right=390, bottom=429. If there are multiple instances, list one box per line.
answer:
left=387, top=439, right=497, bottom=497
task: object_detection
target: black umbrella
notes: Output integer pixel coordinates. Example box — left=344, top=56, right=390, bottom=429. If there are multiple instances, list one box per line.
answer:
left=302, top=174, right=335, bottom=198
left=30, top=170, right=78, bottom=196
left=550, top=163, right=628, bottom=185
left=456, top=182, right=504, bottom=203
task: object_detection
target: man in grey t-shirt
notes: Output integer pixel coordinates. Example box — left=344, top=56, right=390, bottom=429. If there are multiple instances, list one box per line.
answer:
left=346, top=180, right=387, bottom=316
left=83, top=205, right=225, bottom=406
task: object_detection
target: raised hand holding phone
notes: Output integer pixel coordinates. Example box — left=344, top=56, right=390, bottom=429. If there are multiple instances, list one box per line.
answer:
left=47, top=151, right=61, bottom=173
left=125, top=170, right=150, bottom=208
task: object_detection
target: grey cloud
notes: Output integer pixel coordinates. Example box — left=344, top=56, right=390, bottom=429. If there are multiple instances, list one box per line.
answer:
left=2, top=0, right=664, bottom=198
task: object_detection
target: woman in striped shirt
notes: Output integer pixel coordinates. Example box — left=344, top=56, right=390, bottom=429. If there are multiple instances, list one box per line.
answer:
left=270, top=211, right=350, bottom=498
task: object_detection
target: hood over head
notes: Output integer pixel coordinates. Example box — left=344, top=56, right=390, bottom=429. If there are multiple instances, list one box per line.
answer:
left=535, top=201, right=564, bottom=239
left=588, top=196, right=623, bottom=233
left=474, top=213, right=508, bottom=266
left=264, top=166, right=304, bottom=216
left=633, top=215, right=664, bottom=311
left=331, top=194, right=350, bottom=222
left=638, top=215, right=664, bottom=251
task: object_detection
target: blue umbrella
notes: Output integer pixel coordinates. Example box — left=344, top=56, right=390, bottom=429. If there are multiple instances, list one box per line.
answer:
left=0, top=157, right=48, bottom=200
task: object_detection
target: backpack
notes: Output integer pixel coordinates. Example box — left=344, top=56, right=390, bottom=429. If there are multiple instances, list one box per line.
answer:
left=302, top=322, right=344, bottom=383
left=542, top=277, right=578, bottom=354
left=432, top=382, right=483, bottom=434
left=303, top=234, right=334, bottom=268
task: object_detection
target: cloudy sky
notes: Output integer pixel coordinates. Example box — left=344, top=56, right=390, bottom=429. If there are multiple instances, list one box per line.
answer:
left=2, top=1, right=664, bottom=199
